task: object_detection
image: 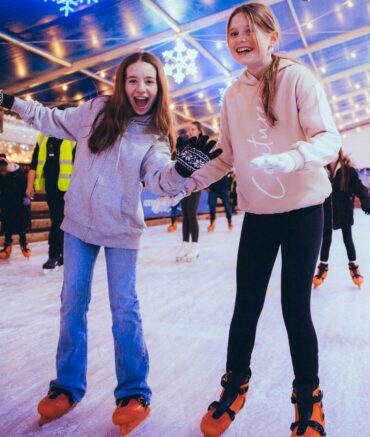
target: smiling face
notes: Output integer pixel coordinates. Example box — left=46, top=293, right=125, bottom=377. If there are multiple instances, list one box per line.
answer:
left=125, top=61, right=158, bottom=115
left=227, top=12, right=278, bottom=78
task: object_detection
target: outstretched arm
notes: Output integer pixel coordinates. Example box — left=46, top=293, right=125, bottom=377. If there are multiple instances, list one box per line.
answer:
left=0, top=90, right=91, bottom=142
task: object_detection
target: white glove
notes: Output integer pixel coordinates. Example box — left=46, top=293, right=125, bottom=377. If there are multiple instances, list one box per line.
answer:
left=250, top=153, right=296, bottom=173
left=151, top=191, right=186, bottom=214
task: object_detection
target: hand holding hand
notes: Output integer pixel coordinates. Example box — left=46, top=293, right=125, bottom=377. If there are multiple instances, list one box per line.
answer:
left=250, top=152, right=296, bottom=173
left=175, top=135, right=222, bottom=177
left=151, top=191, right=186, bottom=214
left=184, top=178, right=197, bottom=196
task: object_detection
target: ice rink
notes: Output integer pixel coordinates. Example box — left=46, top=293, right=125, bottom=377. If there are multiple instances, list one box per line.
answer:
left=1, top=210, right=369, bottom=437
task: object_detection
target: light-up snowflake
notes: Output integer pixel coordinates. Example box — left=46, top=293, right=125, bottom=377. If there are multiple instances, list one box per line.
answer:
left=162, top=39, right=198, bottom=85
left=44, top=0, right=99, bottom=17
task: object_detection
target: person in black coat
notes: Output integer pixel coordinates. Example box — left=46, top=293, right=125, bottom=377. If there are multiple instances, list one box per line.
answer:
left=313, top=149, right=370, bottom=287
left=0, top=156, right=31, bottom=259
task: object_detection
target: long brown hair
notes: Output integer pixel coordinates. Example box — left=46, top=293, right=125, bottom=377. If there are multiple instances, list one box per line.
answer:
left=88, top=52, right=176, bottom=153
left=329, top=149, right=352, bottom=192
left=227, top=2, right=295, bottom=126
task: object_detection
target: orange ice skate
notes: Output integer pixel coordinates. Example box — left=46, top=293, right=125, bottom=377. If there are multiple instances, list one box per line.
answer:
left=290, top=385, right=326, bottom=437
left=37, top=387, right=76, bottom=426
left=200, top=372, right=250, bottom=437
left=112, top=395, right=151, bottom=435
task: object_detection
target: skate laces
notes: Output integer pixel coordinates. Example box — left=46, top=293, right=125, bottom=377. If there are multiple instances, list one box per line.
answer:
left=291, top=389, right=325, bottom=436
left=48, top=387, right=74, bottom=405
left=349, top=263, right=362, bottom=278
left=209, top=373, right=250, bottom=420
left=116, top=394, right=148, bottom=408
left=316, top=263, right=328, bottom=278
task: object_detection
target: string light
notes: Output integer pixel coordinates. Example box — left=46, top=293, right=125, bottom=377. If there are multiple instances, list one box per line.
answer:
left=198, top=92, right=204, bottom=99
left=62, top=84, right=68, bottom=91
left=306, top=21, right=313, bottom=30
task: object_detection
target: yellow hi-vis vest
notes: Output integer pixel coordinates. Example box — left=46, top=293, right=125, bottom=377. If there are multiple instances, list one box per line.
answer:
left=35, top=133, right=76, bottom=192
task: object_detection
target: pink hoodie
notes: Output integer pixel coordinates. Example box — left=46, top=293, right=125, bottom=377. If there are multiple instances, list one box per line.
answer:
left=191, top=59, right=341, bottom=214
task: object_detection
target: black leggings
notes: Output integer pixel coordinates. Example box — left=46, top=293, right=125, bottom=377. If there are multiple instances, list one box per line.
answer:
left=181, top=191, right=201, bottom=242
left=227, top=205, right=323, bottom=387
left=320, top=225, right=356, bottom=262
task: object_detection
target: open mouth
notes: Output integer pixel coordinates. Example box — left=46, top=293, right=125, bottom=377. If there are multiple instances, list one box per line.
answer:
left=134, top=97, right=149, bottom=108
left=236, top=47, right=252, bottom=54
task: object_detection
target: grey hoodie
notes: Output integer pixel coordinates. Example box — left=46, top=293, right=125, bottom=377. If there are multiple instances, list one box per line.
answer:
left=13, top=96, right=185, bottom=249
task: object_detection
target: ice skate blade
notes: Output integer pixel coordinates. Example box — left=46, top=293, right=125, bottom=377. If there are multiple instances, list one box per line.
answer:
left=38, top=403, right=75, bottom=426
left=43, top=266, right=60, bottom=274
left=118, top=407, right=150, bottom=435
left=38, top=415, right=59, bottom=426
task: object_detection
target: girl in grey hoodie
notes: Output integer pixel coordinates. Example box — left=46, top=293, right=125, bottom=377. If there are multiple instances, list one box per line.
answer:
left=0, top=51, right=221, bottom=434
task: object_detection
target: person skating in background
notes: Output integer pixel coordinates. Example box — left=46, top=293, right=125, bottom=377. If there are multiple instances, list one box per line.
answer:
left=26, top=127, right=76, bottom=271
left=176, top=121, right=204, bottom=262
left=0, top=155, right=31, bottom=259
left=313, top=149, right=370, bottom=288
left=207, top=173, right=233, bottom=232
left=182, top=3, right=340, bottom=436
left=0, top=51, right=220, bottom=435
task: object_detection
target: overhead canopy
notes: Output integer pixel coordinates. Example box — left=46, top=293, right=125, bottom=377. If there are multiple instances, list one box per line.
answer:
left=1, top=0, right=369, bottom=136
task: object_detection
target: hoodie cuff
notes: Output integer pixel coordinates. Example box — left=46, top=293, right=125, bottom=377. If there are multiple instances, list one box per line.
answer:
left=287, top=149, right=305, bottom=171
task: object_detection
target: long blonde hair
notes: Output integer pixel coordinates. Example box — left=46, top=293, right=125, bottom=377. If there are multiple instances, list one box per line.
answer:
left=88, top=52, right=176, bottom=153
left=227, top=2, right=296, bottom=127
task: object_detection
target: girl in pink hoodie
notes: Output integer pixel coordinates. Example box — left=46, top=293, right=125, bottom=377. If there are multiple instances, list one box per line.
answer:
left=185, top=3, right=340, bottom=437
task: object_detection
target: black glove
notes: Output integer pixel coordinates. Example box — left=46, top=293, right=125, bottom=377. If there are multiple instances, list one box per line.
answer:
left=0, top=90, right=15, bottom=109
left=174, top=135, right=223, bottom=177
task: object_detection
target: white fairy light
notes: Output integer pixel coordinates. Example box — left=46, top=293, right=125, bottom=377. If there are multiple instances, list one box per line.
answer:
left=162, top=39, right=199, bottom=85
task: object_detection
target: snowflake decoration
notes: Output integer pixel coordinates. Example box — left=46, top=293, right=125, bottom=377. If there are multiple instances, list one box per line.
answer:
left=44, top=0, right=99, bottom=17
left=162, top=39, right=198, bottom=85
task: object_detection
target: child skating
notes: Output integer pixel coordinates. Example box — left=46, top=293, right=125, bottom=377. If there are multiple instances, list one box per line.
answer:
left=0, top=52, right=221, bottom=435
left=182, top=2, right=340, bottom=436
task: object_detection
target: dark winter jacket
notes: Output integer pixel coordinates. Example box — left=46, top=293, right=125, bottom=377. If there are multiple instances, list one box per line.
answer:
left=0, top=167, right=30, bottom=234
left=324, top=165, right=370, bottom=230
left=208, top=175, right=230, bottom=193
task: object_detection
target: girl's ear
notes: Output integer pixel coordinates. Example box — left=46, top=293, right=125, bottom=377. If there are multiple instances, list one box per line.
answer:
left=269, top=31, right=279, bottom=49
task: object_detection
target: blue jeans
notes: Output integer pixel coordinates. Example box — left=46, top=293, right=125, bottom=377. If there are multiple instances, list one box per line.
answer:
left=50, top=233, right=151, bottom=403
left=208, top=189, right=232, bottom=221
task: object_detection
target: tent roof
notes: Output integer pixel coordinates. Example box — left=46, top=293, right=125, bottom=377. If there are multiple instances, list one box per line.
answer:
left=1, top=0, right=369, bottom=135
